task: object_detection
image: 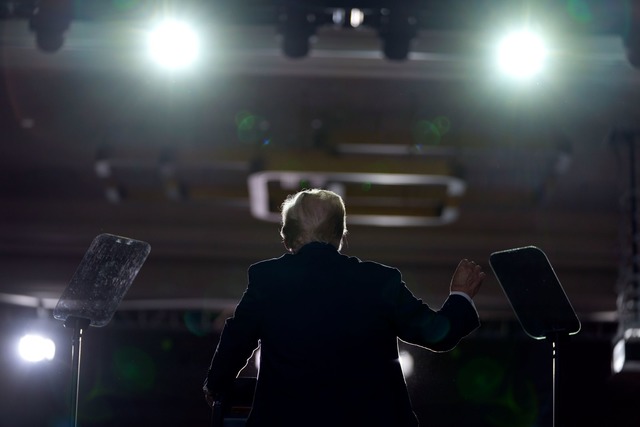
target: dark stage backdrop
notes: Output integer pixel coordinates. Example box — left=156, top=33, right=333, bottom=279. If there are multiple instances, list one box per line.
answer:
left=1, top=307, right=639, bottom=427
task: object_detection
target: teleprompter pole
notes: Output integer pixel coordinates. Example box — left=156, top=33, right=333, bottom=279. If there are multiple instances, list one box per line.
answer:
left=64, top=316, right=91, bottom=427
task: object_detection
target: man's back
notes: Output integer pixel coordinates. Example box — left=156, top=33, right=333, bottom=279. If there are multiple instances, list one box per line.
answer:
left=247, top=242, right=418, bottom=426
left=204, top=188, right=484, bottom=427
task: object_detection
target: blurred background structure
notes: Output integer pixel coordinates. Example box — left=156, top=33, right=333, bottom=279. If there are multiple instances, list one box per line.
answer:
left=2, top=1, right=640, bottom=426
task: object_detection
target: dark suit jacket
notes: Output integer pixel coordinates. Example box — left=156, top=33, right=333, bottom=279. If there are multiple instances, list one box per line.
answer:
left=205, top=242, right=480, bottom=427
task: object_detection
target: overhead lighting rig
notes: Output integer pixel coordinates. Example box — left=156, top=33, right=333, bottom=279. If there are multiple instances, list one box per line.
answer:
left=275, top=2, right=419, bottom=60
left=6, top=0, right=640, bottom=70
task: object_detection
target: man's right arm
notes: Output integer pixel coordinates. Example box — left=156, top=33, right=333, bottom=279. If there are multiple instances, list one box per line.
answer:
left=389, top=259, right=485, bottom=352
left=449, top=259, right=485, bottom=299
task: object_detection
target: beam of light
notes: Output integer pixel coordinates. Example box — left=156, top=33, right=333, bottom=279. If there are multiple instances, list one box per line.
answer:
left=147, top=19, right=200, bottom=70
left=496, top=30, right=547, bottom=79
left=17, top=334, right=56, bottom=363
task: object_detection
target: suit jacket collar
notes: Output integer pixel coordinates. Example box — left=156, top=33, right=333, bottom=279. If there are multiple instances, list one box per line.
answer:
left=296, top=241, right=339, bottom=255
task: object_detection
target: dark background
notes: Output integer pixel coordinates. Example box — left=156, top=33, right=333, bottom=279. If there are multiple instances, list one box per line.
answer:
left=1, top=307, right=636, bottom=427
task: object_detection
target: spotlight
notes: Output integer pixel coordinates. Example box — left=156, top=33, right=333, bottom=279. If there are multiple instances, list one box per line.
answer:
left=147, top=19, right=200, bottom=70
left=17, top=333, right=56, bottom=363
left=28, top=0, right=73, bottom=52
left=277, top=6, right=320, bottom=58
left=496, top=30, right=547, bottom=79
left=349, top=9, right=364, bottom=28
left=377, top=8, right=418, bottom=61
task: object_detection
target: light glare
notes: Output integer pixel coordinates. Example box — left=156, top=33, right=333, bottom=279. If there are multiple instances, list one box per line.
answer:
left=18, top=334, right=56, bottom=363
left=254, top=346, right=261, bottom=371
left=613, top=338, right=625, bottom=373
left=399, top=350, right=414, bottom=378
left=148, top=20, right=200, bottom=69
left=497, top=30, right=546, bottom=78
left=350, top=9, right=364, bottom=28
left=332, top=9, right=345, bottom=25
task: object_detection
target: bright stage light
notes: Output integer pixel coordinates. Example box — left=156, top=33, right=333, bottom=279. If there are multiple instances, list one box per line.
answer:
left=17, top=334, right=56, bottom=363
left=496, top=30, right=546, bottom=79
left=350, top=9, right=364, bottom=28
left=147, top=20, right=200, bottom=70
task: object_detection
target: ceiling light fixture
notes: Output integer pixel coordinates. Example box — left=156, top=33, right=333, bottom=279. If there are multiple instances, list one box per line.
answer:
left=277, top=4, right=323, bottom=58
left=496, top=29, right=547, bottom=79
left=147, top=19, right=200, bottom=70
left=376, top=7, right=418, bottom=61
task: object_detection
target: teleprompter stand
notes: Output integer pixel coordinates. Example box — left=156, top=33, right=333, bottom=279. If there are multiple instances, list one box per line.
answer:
left=53, top=234, right=151, bottom=427
left=490, top=246, right=581, bottom=427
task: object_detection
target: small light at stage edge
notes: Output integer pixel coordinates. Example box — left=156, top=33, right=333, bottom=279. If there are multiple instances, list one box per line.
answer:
left=17, top=334, right=56, bottom=363
left=496, top=30, right=547, bottom=79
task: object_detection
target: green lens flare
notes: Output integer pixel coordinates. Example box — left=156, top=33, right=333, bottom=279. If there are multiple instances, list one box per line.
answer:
left=457, top=357, right=504, bottom=402
left=112, top=346, right=156, bottom=394
left=413, top=120, right=441, bottom=145
left=567, top=0, right=593, bottom=24
left=434, top=116, right=451, bottom=134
